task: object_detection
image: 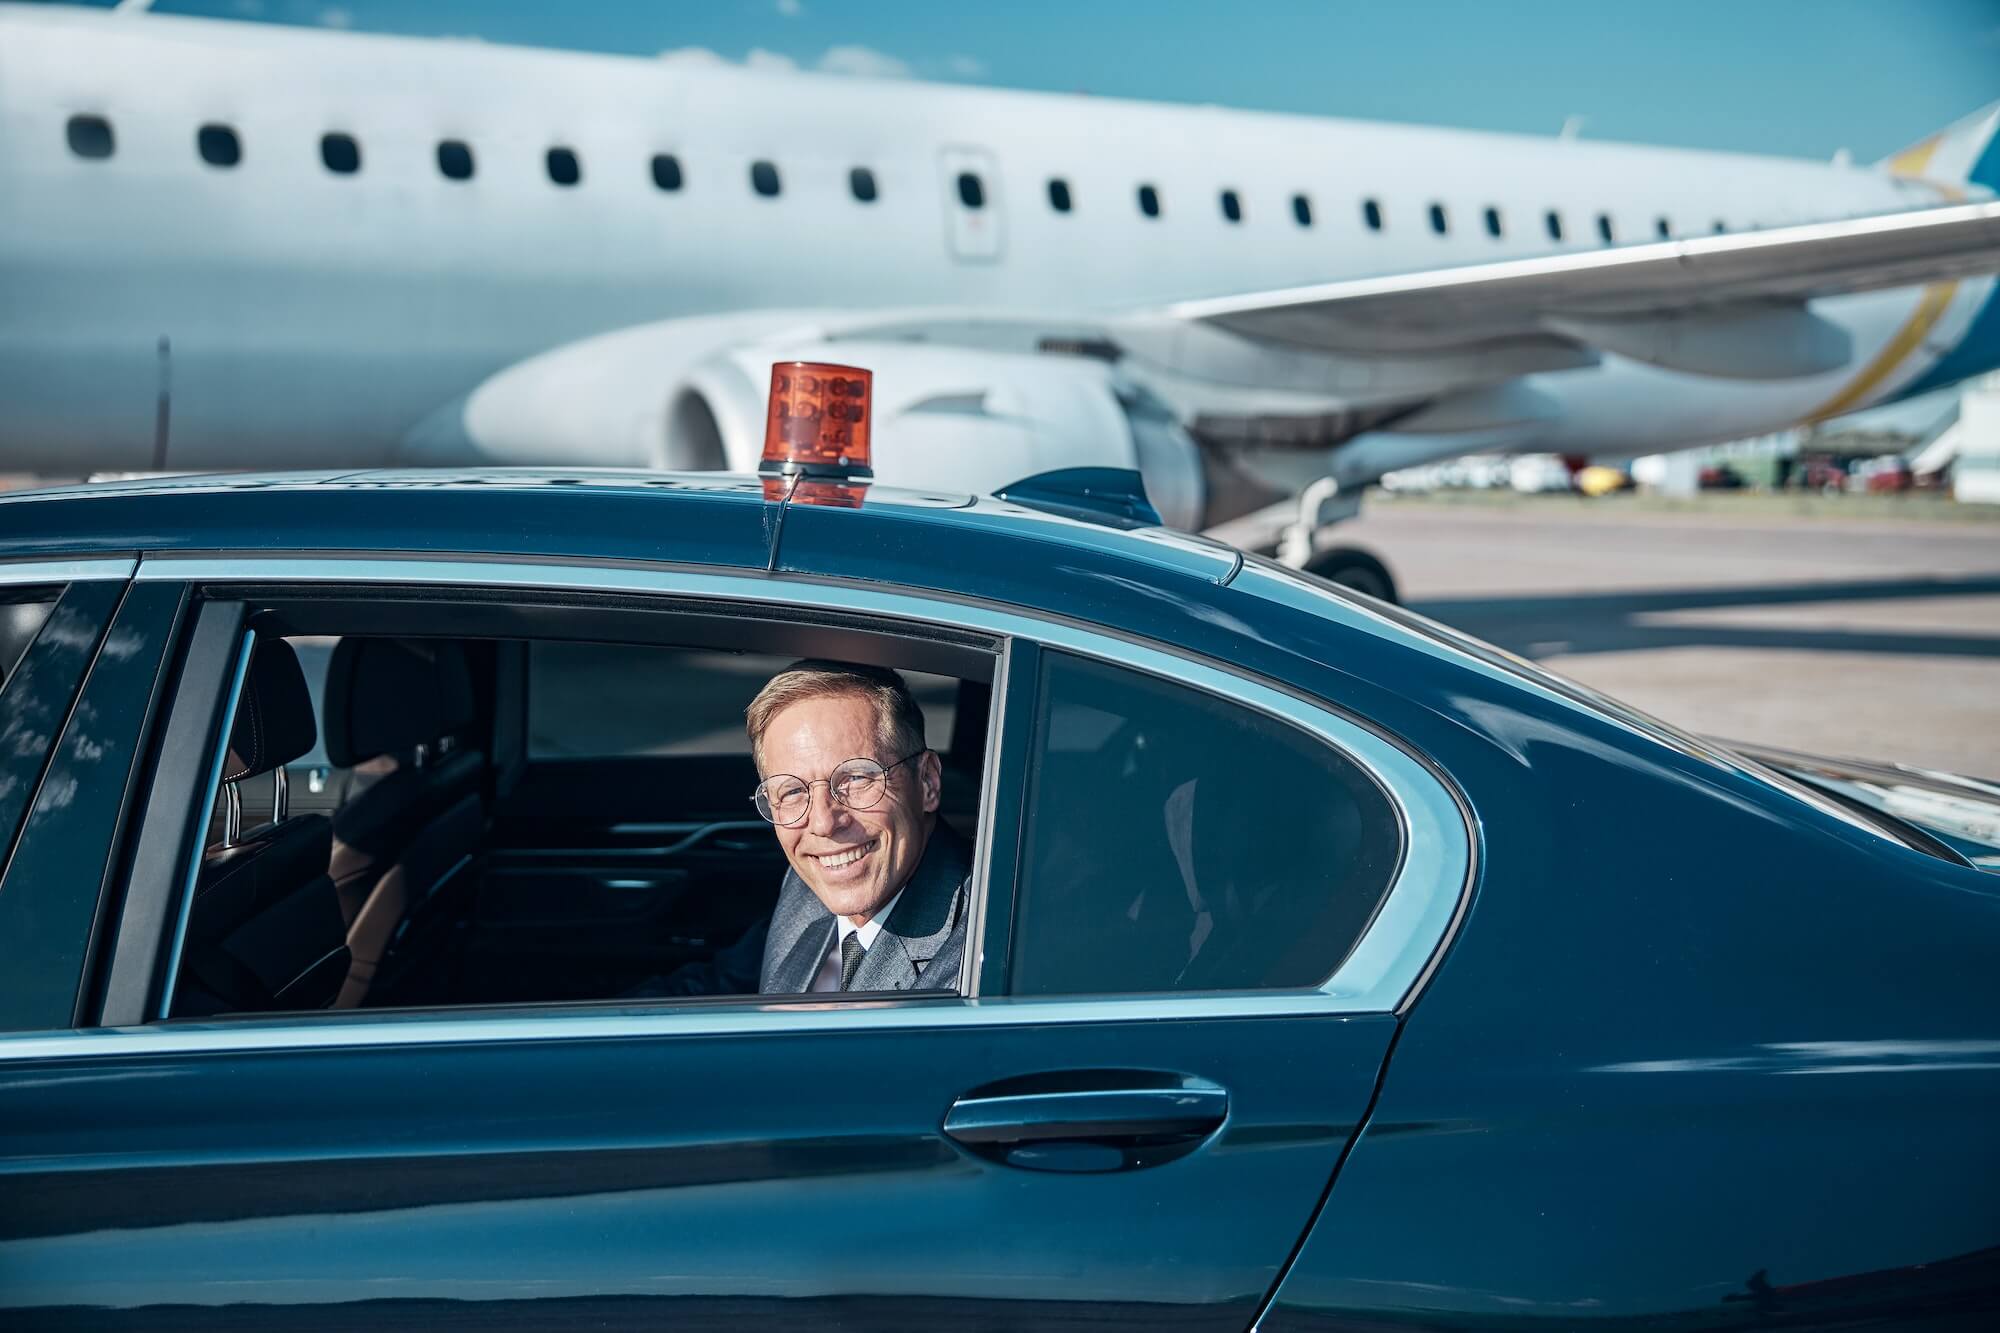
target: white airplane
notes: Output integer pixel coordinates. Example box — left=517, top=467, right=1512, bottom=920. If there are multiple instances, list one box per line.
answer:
left=4, top=3, right=2000, bottom=597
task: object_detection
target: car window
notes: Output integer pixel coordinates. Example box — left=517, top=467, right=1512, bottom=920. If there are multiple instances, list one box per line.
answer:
left=527, top=641, right=957, bottom=757
left=154, top=608, right=991, bottom=1022
left=1009, top=650, right=1402, bottom=996
left=0, top=590, right=57, bottom=688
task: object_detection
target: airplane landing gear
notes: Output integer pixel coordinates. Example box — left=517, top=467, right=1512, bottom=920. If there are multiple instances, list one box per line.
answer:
left=1274, top=476, right=1401, bottom=604
left=1303, top=546, right=1399, bottom=604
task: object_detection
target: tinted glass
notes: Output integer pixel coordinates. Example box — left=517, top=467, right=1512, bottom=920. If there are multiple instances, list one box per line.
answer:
left=1137, top=184, right=1160, bottom=218
left=0, top=595, right=55, bottom=687
left=1428, top=202, right=1448, bottom=234
left=751, top=160, right=780, bottom=197
left=849, top=166, right=878, bottom=202
left=547, top=146, right=581, bottom=186
left=1656, top=216, right=1672, bottom=239
left=320, top=132, right=360, bottom=175
left=1484, top=205, right=1502, bottom=237
left=1362, top=198, right=1383, bottom=231
left=526, top=643, right=956, bottom=758
left=0, top=582, right=179, bottom=1031
left=198, top=124, right=240, bottom=168
left=1292, top=193, right=1312, bottom=227
left=651, top=153, right=683, bottom=191
left=1597, top=212, right=1615, bottom=243
left=437, top=140, right=474, bottom=180
left=1220, top=189, right=1242, bottom=223
left=1545, top=209, right=1564, bottom=240
left=956, top=171, right=985, bottom=209
left=66, top=114, right=114, bottom=160
left=1047, top=178, right=1072, bottom=212
left=1010, top=652, right=1402, bottom=996
left=0, top=583, right=119, bottom=902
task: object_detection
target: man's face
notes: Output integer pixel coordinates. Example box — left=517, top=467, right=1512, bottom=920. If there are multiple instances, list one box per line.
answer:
left=759, top=692, right=940, bottom=926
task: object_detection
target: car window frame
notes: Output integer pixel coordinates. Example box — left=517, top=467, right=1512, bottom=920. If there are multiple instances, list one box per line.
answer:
left=39, top=553, right=1471, bottom=1059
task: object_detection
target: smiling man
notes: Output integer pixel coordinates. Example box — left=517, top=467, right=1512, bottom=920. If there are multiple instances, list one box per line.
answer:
left=746, top=660, right=972, bottom=994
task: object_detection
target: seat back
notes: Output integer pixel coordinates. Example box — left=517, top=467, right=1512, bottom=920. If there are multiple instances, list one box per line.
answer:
left=175, top=639, right=348, bottom=1017
left=321, top=639, right=484, bottom=1007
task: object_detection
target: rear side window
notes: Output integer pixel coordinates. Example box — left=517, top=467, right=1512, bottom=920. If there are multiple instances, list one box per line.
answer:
left=1009, top=651, right=1402, bottom=996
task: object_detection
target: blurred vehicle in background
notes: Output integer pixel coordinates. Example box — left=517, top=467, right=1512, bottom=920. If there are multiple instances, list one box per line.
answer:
left=1850, top=454, right=1916, bottom=492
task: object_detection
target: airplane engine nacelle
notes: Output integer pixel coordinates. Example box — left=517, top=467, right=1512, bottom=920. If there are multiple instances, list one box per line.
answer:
left=410, top=322, right=1204, bottom=530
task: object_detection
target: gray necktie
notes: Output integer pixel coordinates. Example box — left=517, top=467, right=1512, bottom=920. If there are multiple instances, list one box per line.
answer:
left=840, top=932, right=866, bottom=991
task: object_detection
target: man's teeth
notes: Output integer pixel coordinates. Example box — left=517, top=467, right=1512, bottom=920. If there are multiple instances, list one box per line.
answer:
left=820, top=841, right=875, bottom=869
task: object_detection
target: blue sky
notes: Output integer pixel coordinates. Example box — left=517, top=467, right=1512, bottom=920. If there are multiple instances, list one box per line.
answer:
left=70, top=0, right=2000, bottom=161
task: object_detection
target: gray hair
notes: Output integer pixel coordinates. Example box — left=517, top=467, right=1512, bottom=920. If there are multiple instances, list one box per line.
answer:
left=746, top=659, right=926, bottom=774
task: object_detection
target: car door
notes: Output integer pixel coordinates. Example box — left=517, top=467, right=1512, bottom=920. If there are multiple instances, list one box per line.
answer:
left=0, top=559, right=1469, bottom=1331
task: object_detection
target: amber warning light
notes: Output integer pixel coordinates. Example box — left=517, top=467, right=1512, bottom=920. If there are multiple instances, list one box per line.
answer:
left=761, top=362, right=873, bottom=482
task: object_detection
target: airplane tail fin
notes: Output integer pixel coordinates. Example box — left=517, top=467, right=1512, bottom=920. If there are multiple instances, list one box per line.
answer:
left=1877, top=101, right=2000, bottom=195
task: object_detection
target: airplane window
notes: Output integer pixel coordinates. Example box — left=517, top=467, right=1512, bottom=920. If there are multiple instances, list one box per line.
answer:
left=1220, top=189, right=1242, bottom=223
left=1048, top=178, right=1072, bottom=212
left=957, top=172, right=986, bottom=209
left=1713, top=219, right=1727, bottom=233
left=850, top=167, right=878, bottom=203
left=651, top=153, right=683, bottom=191
left=198, top=124, right=241, bottom=169
left=1545, top=209, right=1564, bottom=241
left=750, top=160, right=780, bottom=197
left=1483, top=206, right=1502, bottom=238
left=1362, top=198, right=1383, bottom=231
left=321, top=133, right=360, bottom=175
left=1428, top=202, right=1448, bottom=235
left=546, top=147, right=581, bottom=187
left=1655, top=216, right=1671, bottom=239
left=1596, top=212, right=1614, bottom=243
left=1137, top=184, right=1161, bottom=218
left=66, top=114, right=114, bottom=160
left=1292, top=194, right=1312, bottom=227
left=437, top=140, right=475, bottom=181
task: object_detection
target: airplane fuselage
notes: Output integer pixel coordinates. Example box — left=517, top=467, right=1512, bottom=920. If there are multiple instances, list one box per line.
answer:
left=0, top=5, right=1995, bottom=475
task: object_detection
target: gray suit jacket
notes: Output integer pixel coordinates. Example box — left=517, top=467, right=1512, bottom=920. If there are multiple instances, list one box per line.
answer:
left=759, top=822, right=973, bottom=994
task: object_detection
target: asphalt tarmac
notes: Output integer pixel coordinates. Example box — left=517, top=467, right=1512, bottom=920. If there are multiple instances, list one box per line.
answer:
left=1339, top=496, right=2000, bottom=776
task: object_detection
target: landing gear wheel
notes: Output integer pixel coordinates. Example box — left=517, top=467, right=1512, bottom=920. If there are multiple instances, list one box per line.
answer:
left=1305, top=546, right=1399, bottom=604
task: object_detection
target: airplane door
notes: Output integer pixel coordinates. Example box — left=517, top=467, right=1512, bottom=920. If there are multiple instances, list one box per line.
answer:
left=939, top=146, right=1004, bottom=262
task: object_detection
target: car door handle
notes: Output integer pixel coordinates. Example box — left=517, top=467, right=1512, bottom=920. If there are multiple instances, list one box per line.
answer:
left=943, top=1076, right=1227, bottom=1171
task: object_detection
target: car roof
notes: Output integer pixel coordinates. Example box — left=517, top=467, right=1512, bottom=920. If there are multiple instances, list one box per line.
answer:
left=0, top=467, right=1241, bottom=585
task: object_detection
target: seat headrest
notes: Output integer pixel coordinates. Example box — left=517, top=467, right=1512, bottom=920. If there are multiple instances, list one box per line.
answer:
left=224, top=639, right=318, bottom=784
left=323, top=639, right=475, bottom=768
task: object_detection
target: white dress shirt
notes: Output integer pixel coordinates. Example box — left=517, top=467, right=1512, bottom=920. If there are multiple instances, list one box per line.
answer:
left=809, top=889, right=903, bottom=993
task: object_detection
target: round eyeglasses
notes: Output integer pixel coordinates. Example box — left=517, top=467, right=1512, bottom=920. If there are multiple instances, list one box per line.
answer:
left=751, top=751, right=925, bottom=827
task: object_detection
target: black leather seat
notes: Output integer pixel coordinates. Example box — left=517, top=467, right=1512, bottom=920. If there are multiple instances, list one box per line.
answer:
left=322, top=638, right=484, bottom=1008
left=175, top=639, right=349, bottom=1017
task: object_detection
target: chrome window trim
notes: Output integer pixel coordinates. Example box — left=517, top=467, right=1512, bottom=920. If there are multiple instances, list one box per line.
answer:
left=0, top=991, right=1401, bottom=1062
left=0, top=556, right=137, bottom=584
left=13, top=551, right=1477, bottom=1058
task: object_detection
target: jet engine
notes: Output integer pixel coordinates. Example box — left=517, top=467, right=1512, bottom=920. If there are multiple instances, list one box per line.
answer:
left=403, top=320, right=1205, bottom=531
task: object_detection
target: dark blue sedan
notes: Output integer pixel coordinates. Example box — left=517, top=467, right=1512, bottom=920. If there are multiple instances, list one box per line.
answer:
left=0, top=469, right=1994, bottom=1330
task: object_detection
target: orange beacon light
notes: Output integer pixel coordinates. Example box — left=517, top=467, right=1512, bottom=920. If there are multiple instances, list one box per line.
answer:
left=760, top=362, right=873, bottom=481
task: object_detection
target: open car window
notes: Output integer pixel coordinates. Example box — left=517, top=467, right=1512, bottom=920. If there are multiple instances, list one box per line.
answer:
left=158, top=591, right=996, bottom=1022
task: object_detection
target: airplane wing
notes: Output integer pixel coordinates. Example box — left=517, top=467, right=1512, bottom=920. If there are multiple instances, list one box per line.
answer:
left=1163, top=201, right=2000, bottom=380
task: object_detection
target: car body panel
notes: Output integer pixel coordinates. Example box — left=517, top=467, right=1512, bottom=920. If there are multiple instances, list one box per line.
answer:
left=0, top=474, right=1992, bottom=1328
left=0, top=1005, right=1394, bottom=1328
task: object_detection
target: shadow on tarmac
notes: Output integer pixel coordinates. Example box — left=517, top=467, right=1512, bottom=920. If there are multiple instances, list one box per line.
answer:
left=1412, top=574, right=2000, bottom=662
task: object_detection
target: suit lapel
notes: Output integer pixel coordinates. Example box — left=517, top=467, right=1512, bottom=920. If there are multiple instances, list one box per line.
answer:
left=853, top=824, right=971, bottom=992
left=768, top=907, right=835, bottom=994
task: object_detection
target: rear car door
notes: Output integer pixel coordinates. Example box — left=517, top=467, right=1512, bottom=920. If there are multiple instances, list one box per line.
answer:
left=0, top=558, right=1468, bottom=1331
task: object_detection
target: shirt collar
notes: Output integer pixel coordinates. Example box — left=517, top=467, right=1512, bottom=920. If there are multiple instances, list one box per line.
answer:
left=838, top=889, right=902, bottom=950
